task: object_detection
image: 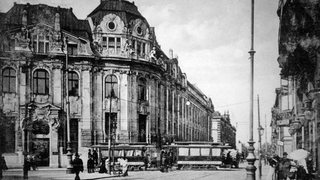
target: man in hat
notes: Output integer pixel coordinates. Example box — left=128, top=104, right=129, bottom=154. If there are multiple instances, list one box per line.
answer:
left=278, top=152, right=291, bottom=180
left=72, top=152, right=84, bottom=180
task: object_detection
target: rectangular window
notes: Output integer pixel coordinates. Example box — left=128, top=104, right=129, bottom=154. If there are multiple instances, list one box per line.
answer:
left=102, top=36, right=107, bottom=48
left=142, top=42, right=146, bottom=55
left=201, top=148, right=210, bottom=156
left=190, top=148, right=200, bottom=156
left=68, top=44, right=78, bottom=55
left=108, top=37, right=115, bottom=49
left=116, top=37, right=121, bottom=52
left=178, top=148, right=189, bottom=156
left=9, top=38, right=15, bottom=51
left=137, top=41, right=141, bottom=56
left=132, top=40, right=136, bottom=51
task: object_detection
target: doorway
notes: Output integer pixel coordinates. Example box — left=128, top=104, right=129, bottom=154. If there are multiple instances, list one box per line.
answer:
left=70, top=119, right=79, bottom=154
left=138, top=114, right=147, bottom=142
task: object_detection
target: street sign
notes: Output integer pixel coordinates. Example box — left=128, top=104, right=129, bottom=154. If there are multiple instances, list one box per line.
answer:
left=277, top=140, right=284, bottom=146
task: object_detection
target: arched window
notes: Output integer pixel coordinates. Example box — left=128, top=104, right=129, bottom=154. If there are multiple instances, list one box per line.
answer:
left=105, top=75, right=118, bottom=98
left=68, top=71, right=79, bottom=96
left=2, top=67, right=16, bottom=93
left=138, top=78, right=147, bottom=101
left=33, top=69, right=49, bottom=95
left=173, top=65, right=177, bottom=78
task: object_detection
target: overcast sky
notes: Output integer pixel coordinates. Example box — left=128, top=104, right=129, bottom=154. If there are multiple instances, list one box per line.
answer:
left=0, top=0, right=281, bottom=147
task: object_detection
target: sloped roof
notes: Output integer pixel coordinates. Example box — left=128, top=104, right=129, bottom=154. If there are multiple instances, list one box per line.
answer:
left=0, top=3, right=91, bottom=40
left=88, top=0, right=146, bottom=26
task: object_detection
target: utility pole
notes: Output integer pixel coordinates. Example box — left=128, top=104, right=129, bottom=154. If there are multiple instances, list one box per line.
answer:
left=257, top=95, right=262, bottom=178
left=265, top=114, right=267, bottom=154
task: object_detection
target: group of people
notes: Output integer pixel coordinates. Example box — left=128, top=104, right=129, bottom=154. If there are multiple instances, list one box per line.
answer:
left=87, top=149, right=98, bottom=173
left=267, top=152, right=314, bottom=180
left=97, top=156, right=129, bottom=176
left=160, top=149, right=174, bottom=173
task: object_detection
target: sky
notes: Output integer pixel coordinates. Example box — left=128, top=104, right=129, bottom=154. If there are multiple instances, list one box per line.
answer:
left=0, top=0, right=281, bottom=147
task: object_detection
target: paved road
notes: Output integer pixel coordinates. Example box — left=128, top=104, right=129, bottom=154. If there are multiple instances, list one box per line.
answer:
left=116, top=168, right=247, bottom=180
left=2, top=163, right=271, bottom=180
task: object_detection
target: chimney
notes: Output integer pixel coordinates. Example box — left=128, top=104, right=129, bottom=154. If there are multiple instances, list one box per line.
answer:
left=169, top=49, right=173, bottom=59
left=22, top=10, right=27, bottom=27
left=174, top=54, right=179, bottom=60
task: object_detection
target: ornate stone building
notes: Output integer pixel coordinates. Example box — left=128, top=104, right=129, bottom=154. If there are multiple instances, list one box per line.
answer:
left=0, top=0, right=214, bottom=167
left=272, top=0, right=320, bottom=175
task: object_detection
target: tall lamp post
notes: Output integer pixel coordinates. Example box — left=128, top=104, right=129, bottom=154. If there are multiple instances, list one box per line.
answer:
left=257, top=95, right=264, bottom=178
left=246, top=0, right=257, bottom=179
left=64, top=37, right=73, bottom=174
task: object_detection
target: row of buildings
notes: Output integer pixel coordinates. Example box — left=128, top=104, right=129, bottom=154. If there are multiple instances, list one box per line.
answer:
left=271, top=0, right=320, bottom=175
left=0, top=0, right=236, bottom=167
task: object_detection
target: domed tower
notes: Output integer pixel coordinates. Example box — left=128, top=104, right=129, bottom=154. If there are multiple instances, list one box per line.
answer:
left=87, top=0, right=166, bottom=145
left=87, top=0, right=156, bottom=60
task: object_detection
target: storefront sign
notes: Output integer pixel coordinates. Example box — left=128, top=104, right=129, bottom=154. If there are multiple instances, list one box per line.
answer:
left=277, top=119, right=290, bottom=126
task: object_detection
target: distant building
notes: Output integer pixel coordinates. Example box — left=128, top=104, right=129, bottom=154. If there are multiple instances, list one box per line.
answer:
left=211, top=112, right=236, bottom=149
left=0, top=0, right=214, bottom=167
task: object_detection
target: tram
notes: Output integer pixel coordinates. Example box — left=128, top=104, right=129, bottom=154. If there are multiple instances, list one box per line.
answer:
left=169, top=141, right=231, bottom=170
left=92, top=141, right=231, bottom=171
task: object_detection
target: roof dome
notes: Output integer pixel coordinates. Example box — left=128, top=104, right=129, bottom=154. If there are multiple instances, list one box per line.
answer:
left=88, top=0, right=146, bottom=26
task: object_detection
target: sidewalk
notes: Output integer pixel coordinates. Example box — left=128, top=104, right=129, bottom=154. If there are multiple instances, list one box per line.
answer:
left=2, top=168, right=119, bottom=180
left=239, top=162, right=271, bottom=180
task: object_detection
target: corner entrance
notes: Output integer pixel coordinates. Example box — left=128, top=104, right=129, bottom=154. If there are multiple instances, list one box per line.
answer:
left=31, top=138, right=49, bottom=166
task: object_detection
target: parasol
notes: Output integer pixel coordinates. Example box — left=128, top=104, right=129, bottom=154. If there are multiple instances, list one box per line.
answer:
left=288, top=149, right=309, bottom=161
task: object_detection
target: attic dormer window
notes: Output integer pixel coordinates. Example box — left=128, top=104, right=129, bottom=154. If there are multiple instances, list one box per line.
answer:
left=32, top=35, right=49, bottom=53
left=107, top=21, right=116, bottom=31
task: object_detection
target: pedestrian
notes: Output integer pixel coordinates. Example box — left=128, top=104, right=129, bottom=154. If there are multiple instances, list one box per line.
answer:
left=226, top=151, right=232, bottom=167
left=144, top=154, right=150, bottom=170
left=163, top=151, right=169, bottom=172
left=278, top=152, right=291, bottom=180
left=30, top=155, right=37, bottom=170
left=88, top=149, right=92, bottom=159
left=122, top=158, right=129, bottom=176
left=98, top=158, right=107, bottom=173
left=87, top=156, right=95, bottom=173
left=267, top=154, right=280, bottom=180
left=72, top=152, right=84, bottom=180
left=306, top=154, right=314, bottom=179
left=93, top=150, right=98, bottom=166
left=0, top=156, right=8, bottom=179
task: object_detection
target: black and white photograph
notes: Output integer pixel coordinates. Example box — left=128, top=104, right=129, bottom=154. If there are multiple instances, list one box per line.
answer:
left=0, top=0, right=318, bottom=179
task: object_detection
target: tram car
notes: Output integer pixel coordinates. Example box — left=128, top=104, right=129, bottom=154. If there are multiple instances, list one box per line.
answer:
left=92, top=143, right=159, bottom=171
left=169, top=141, right=231, bottom=170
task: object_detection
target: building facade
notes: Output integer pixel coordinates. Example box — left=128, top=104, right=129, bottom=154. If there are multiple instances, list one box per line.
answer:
left=211, top=112, right=236, bottom=149
left=0, top=0, right=214, bottom=168
left=272, top=0, right=320, bottom=175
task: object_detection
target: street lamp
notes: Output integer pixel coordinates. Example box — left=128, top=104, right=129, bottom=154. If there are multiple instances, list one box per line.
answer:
left=64, top=37, right=73, bottom=174
left=246, top=0, right=257, bottom=179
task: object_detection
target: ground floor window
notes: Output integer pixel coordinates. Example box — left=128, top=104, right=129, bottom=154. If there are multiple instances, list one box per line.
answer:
left=0, top=116, right=15, bottom=153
